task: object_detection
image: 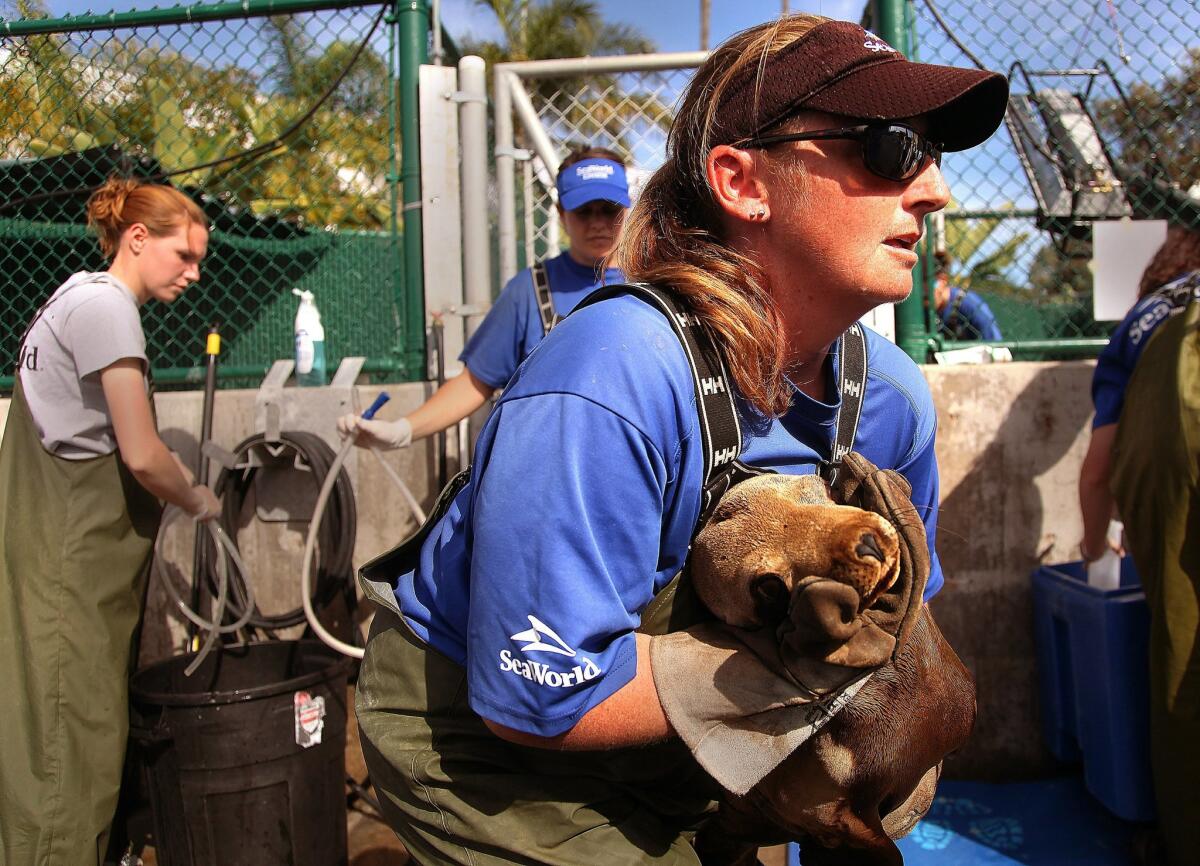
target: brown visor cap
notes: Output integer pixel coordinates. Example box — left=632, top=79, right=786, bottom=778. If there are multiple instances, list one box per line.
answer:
left=714, top=20, right=1010, bottom=152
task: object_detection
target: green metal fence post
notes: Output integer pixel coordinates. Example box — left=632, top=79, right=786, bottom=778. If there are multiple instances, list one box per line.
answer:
left=872, top=0, right=931, bottom=363
left=396, top=0, right=429, bottom=376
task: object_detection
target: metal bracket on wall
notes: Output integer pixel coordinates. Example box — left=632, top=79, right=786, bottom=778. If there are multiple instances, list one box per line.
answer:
left=255, top=359, right=296, bottom=445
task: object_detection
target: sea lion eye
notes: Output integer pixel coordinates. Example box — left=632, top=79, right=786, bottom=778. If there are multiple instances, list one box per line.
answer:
left=750, top=573, right=789, bottom=626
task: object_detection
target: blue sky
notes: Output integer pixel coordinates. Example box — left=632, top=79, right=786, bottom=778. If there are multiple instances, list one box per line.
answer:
left=436, top=0, right=865, bottom=52
left=34, top=0, right=865, bottom=53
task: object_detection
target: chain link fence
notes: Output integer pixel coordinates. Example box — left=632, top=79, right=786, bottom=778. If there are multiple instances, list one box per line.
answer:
left=501, top=0, right=1200, bottom=358
left=910, top=0, right=1200, bottom=353
left=1, top=0, right=417, bottom=389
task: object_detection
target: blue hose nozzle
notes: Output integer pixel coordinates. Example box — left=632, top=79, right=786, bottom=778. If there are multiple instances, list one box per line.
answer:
left=362, top=392, right=390, bottom=420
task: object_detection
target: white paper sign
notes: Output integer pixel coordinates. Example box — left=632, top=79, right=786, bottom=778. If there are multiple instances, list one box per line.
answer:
left=1092, top=220, right=1168, bottom=321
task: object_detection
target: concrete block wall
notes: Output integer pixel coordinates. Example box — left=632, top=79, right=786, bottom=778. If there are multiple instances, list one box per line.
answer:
left=0, top=359, right=1099, bottom=779
left=926, top=361, right=1096, bottom=779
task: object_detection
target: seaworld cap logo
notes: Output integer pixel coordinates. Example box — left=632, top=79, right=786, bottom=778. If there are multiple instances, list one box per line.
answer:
left=862, top=30, right=896, bottom=53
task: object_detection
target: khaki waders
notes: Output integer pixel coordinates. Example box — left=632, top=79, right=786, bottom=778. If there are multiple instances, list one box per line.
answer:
left=0, top=382, right=161, bottom=866
left=1110, top=301, right=1200, bottom=866
left=356, top=475, right=722, bottom=866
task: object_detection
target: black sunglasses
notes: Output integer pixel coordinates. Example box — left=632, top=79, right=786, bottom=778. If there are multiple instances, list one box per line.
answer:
left=742, top=123, right=943, bottom=182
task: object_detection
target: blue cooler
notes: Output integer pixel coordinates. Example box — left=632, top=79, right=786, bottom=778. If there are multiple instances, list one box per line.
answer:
left=1030, top=560, right=1155, bottom=821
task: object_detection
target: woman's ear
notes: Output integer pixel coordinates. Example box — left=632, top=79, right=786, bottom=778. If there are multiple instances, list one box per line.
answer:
left=126, top=222, right=149, bottom=254
left=705, top=145, right=770, bottom=226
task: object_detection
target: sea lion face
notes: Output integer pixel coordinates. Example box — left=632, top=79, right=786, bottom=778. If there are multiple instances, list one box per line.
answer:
left=692, top=474, right=901, bottom=630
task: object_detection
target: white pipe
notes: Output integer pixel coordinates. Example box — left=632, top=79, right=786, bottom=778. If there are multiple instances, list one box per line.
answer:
left=508, top=76, right=561, bottom=177
left=496, top=51, right=707, bottom=77
left=495, top=68, right=518, bottom=286
left=458, top=55, right=490, bottom=341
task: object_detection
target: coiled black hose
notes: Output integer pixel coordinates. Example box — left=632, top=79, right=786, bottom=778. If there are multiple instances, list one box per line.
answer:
left=203, top=431, right=357, bottom=631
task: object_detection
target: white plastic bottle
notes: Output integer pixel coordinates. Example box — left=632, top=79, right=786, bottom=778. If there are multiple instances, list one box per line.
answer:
left=1086, top=519, right=1124, bottom=590
left=293, top=288, right=326, bottom=387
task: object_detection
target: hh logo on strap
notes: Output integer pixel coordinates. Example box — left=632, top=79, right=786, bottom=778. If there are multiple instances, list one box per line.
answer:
left=701, top=375, right=726, bottom=396
left=843, top=379, right=863, bottom=397
left=713, top=446, right=738, bottom=467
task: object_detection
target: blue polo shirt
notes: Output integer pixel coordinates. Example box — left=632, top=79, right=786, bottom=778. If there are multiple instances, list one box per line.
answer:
left=1092, top=269, right=1200, bottom=427
left=394, top=290, right=943, bottom=737
left=460, top=252, right=624, bottom=389
left=940, top=286, right=1003, bottom=341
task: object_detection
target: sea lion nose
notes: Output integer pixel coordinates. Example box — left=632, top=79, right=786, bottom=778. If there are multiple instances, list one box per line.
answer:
left=855, top=532, right=885, bottom=563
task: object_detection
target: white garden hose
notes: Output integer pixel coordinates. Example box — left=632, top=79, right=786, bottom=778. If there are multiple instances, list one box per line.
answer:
left=155, top=508, right=256, bottom=675
left=302, top=392, right=427, bottom=658
left=301, top=434, right=365, bottom=658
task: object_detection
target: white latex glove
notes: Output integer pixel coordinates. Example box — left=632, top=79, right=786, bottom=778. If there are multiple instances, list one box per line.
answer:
left=337, top=413, right=413, bottom=450
left=186, top=484, right=221, bottom=521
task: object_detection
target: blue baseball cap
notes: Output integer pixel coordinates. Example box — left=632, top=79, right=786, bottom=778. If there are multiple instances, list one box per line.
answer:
left=557, top=158, right=631, bottom=211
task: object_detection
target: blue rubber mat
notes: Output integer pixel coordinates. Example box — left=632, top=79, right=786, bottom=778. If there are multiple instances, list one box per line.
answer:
left=786, top=776, right=1140, bottom=865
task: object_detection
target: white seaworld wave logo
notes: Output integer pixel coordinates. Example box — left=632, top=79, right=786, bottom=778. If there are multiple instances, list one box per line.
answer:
left=499, top=614, right=602, bottom=688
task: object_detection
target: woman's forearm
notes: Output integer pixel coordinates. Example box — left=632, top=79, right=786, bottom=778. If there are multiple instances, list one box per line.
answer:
left=1079, top=423, right=1118, bottom=560
left=406, top=367, right=496, bottom=441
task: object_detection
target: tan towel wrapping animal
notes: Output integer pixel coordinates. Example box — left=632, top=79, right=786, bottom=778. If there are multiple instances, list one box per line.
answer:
left=650, top=453, right=928, bottom=796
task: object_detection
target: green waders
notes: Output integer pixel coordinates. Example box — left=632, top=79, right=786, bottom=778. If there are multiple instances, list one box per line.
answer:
left=356, top=477, right=721, bottom=866
left=0, top=382, right=161, bottom=866
left=1110, top=302, right=1200, bottom=866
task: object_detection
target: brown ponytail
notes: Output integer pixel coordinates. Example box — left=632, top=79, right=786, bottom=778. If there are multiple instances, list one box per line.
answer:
left=86, top=177, right=208, bottom=260
left=613, top=14, right=827, bottom=417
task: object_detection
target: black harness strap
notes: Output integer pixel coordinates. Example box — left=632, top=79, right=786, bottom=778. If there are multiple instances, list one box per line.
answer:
left=531, top=262, right=560, bottom=336
left=943, top=288, right=969, bottom=340
left=573, top=283, right=767, bottom=529
left=819, top=322, right=868, bottom=485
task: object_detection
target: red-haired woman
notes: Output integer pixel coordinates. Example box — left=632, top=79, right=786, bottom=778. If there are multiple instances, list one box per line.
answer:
left=0, top=178, right=220, bottom=865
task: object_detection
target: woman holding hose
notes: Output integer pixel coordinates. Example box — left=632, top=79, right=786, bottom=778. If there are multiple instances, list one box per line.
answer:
left=0, top=177, right=220, bottom=866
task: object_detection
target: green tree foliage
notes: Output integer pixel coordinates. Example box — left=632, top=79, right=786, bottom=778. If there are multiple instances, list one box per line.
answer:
left=0, top=6, right=392, bottom=229
left=1026, top=239, right=1092, bottom=299
left=463, top=0, right=652, bottom=65
left=943, top=204, right=1029, bottom=296
left=1094, top=48, right=1200, bottom=196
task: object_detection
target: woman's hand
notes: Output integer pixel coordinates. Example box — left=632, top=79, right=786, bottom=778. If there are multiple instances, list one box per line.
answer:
left=337, top=414, right=414, bottom=450
left=186, top=484, right=221, bottom=521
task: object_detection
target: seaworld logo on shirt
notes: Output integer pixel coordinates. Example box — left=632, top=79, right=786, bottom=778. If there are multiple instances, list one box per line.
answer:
left=499, top=614, right=601, bottom=688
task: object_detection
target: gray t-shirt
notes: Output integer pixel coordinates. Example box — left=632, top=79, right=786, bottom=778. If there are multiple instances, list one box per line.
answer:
left=17, top=272, right=148, bottom=459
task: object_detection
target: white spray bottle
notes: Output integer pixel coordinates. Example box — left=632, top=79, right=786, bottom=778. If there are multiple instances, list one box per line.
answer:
left=292, top=288, right=326, bottom=387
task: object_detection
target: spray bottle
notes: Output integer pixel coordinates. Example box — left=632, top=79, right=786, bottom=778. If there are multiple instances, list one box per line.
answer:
left=293, top=288, right=326, bottom=387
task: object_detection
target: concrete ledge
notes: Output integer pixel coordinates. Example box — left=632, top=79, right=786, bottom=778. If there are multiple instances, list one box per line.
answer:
left=1, top=359, right=1098, bottom=779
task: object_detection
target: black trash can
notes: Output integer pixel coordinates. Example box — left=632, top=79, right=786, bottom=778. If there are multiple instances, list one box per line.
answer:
left=130, top=641, right=354, bottom=866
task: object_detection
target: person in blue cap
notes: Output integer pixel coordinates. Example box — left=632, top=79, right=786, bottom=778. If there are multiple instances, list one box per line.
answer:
left=337, top=146, right=630, bottom=449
